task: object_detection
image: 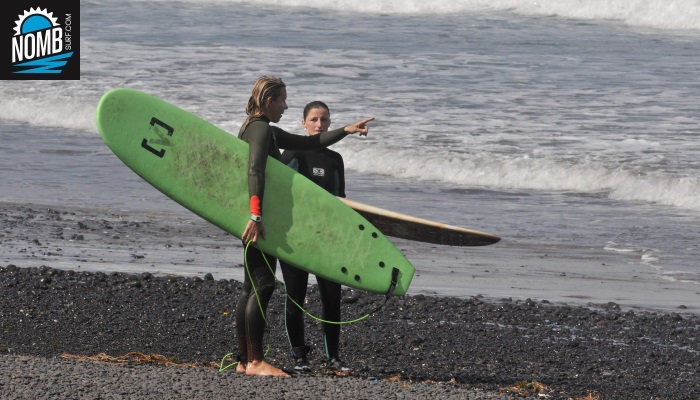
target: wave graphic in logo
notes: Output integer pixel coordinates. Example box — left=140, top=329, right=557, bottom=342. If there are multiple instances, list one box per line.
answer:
left=12, top=7, right=73, bottom=74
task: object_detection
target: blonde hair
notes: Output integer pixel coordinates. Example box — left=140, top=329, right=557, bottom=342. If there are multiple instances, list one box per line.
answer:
left=244, top=76, right=286, bottom=125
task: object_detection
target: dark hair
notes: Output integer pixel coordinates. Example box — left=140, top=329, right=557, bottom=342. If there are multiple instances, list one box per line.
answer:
left=303, top=101, right=330, bottom=119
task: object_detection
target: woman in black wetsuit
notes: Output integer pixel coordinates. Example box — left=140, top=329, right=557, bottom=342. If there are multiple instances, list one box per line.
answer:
left=279, top=101, right=348, bottom=373
left=235, top=76, right=373, bottom=377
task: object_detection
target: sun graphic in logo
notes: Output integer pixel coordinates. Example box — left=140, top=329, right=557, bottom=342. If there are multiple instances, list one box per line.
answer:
left=13, top=7, right=59, bottom=37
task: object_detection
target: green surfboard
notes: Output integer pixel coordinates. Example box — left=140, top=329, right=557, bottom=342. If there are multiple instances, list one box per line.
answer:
left=96, top=88, right=414, bottom=296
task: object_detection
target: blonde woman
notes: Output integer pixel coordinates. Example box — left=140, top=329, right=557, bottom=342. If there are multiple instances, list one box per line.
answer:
left=235, top=76, right=373, bottom=377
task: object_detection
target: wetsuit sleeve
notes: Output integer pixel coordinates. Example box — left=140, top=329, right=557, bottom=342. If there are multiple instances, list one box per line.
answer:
left=280, top=150, right=300, bottom=171
left=279, top=149, right=297, bottom=165
left=275, top=127, right=348, bottom=151
left=239, top=120, right=270, bottom=213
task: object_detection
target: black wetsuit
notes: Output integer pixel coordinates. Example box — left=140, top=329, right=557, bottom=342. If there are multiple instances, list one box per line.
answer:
left=235, top=117, right=347, bottom=363
left=279, top=147, right=345, bottom=361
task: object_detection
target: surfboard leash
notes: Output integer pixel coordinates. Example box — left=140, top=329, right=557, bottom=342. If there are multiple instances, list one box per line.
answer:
left=258, top=246, right=401, bottom=324
left=220, top=244, right=400, bottom=372
left=218, top=241, right=273, bottom=372
left=366, top=266, right=400, bottom=315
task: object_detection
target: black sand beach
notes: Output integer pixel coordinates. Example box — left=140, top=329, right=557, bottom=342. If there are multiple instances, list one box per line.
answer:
left=1, top=203, right=698, bottom=399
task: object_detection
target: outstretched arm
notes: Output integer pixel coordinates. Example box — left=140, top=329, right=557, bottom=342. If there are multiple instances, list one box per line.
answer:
left=276, top=118, right=375, bottom=151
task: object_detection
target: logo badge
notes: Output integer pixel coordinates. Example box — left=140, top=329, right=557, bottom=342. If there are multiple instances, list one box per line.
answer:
left=1, top=3, right=79, bottom=80
left=312, top=167, right=326, bottom=177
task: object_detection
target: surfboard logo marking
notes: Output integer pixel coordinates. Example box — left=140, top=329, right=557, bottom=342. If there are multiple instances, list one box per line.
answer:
left=141, top=117, right=174, bottom=158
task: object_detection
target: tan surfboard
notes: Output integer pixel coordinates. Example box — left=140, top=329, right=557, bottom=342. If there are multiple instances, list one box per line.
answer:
left=339, top=198, right=501, bottom=247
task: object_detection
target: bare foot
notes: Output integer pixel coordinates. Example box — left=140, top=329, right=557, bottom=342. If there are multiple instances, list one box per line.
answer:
left=236, top=362, right=246, bottom=374
left=245, top=360, right=290, bottom=377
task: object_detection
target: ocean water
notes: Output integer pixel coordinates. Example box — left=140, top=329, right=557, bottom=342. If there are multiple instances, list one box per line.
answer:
left=1, top=0, right=699, bottom=311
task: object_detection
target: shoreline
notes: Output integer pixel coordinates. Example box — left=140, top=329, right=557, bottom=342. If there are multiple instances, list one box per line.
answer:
left=1, top=201, right=697, bottom=315
left=1, top=203, right=699, bottom=398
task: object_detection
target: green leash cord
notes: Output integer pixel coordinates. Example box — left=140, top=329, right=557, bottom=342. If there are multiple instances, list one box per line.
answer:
left=220, top=241, right=397, bottom=372
left=219, top=242, right=272, bottom=372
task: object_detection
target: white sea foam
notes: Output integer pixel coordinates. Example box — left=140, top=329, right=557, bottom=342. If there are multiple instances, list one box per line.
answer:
left=338, top=144, right=700, bottom=211
left=143, top=0, right=700, bottom=31
left=639, top=251, right=700, bottom=285
left=603, top=243, right=700, bottom=286
left=604, top=242, right=640, bottom=254
left=0, top=90, right=97, bottom=133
